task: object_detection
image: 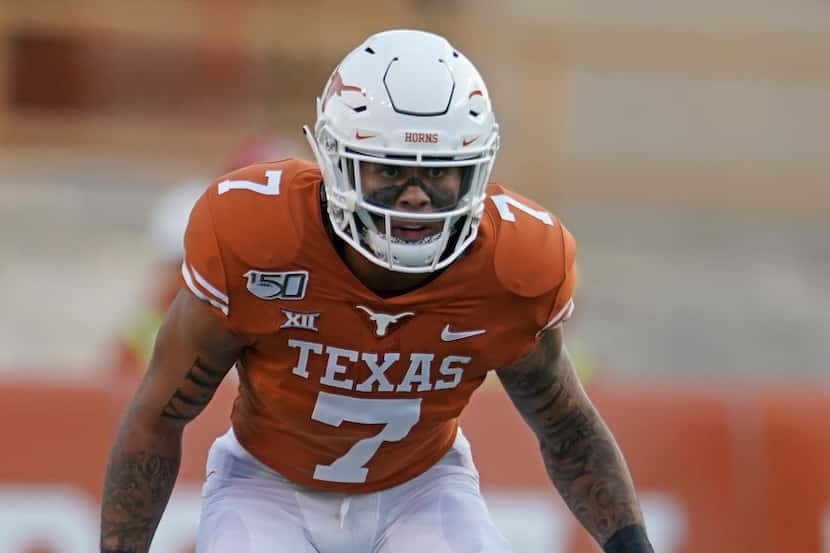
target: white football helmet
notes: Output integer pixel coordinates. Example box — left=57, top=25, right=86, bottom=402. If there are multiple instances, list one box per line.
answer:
left=304, top=29, right=500, bottom=273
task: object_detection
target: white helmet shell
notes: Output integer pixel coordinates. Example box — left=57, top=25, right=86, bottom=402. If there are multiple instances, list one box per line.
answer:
left=304, top=29, right=499, bottom=273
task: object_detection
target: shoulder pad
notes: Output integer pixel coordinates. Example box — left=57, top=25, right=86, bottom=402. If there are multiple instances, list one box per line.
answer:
left=205, top=159, right=321, bottom=268
left=484, top=183, right=573, bottom=298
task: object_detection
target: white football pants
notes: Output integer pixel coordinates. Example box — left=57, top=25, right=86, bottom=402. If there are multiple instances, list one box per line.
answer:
left=195, top=428, right=513, bottom=553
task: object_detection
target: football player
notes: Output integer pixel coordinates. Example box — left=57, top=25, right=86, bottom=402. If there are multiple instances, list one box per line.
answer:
left=100, top=30, right=654, bottom=553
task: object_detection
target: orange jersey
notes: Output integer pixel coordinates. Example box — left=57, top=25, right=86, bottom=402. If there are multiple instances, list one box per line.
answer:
left=182, top=159, right=576, bottom=493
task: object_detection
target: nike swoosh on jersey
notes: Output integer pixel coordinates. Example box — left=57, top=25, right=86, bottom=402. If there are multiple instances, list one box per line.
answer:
left=441, top=325, right=487, bottom=342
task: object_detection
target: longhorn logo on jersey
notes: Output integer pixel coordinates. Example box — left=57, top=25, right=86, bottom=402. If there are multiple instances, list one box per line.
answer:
left=244, top=270, right=309, bottom=300
left=356, top=305, right=414, bottom=337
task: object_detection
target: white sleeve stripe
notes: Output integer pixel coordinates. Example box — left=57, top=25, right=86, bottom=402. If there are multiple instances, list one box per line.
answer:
left=189, top=263, right=229, bottom=303
left=181, top=262, right=229, bottom=316
left=537, top=299, right=575, bottom=336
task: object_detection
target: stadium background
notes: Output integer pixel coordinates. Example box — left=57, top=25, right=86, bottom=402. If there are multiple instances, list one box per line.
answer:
left=1, top=1, right=829, bottom=552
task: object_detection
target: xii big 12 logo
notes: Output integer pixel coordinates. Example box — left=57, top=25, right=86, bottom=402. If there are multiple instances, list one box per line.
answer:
left=244, top=270, right=309, bottom=300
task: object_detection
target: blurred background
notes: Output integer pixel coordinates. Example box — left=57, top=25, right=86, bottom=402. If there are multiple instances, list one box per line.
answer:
left=1, top=1, right=829, bottom=552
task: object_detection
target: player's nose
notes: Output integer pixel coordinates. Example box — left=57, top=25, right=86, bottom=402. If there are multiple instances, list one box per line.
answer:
left=394, top=184, right=431, bottom=211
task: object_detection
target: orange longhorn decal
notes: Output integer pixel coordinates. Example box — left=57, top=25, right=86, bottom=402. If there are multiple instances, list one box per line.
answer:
left=321, top=69, right=366, bottom=111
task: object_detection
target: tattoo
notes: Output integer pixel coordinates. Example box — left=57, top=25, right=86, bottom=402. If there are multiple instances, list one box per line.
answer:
left=161, top=357, right=225, bottom=421
left=100, top=450, right=179, bottom=553
left=497, top=330, right=642, bottom=543
left=100, top=356, right=225, bottom=552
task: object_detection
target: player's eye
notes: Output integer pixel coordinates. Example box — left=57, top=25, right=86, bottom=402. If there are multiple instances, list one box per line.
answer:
left=425, top=167, right=445, bottom=179
left=379, top=166, right=401, bottom=179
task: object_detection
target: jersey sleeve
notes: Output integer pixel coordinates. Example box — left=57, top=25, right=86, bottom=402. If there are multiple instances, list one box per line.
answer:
left=179, top=159, right=318, bottom=336
left=180, top=191, right=232, bottom=321
left=487, top=185, right=578, bottom=335
left=537, top=222, right=577, bottom=334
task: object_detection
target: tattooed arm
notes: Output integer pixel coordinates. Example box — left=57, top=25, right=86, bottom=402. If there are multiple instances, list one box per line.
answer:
left=496, top=325, right=651, bottom=550
left=100, top=290, right=244, bottom=553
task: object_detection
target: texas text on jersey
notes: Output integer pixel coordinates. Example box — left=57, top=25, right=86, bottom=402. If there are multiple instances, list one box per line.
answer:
left=181, top=158, right=576, bottom=493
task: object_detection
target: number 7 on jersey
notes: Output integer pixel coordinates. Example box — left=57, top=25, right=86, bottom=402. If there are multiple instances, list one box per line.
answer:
left=218, top=169, right=282, bottom=196
left=312, top=392, right=422, bottom=483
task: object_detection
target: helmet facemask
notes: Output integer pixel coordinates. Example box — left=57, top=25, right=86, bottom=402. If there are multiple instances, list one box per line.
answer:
left=306, top=125, right=497, bottom=273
